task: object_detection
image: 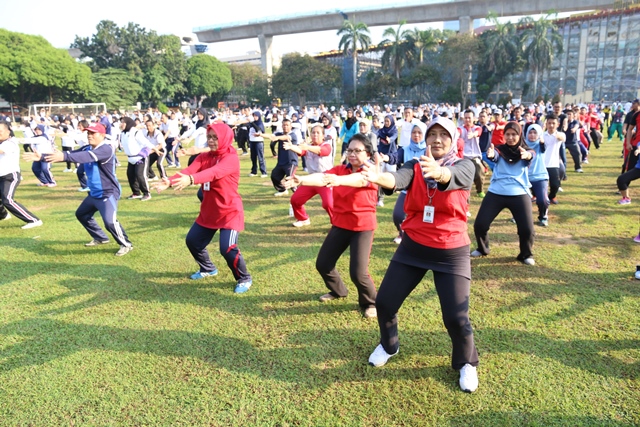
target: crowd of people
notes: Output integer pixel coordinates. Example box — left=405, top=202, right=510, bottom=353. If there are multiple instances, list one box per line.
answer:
left=1, top=97, right=639, bottom=394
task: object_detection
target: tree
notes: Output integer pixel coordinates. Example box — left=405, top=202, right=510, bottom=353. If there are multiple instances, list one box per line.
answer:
left=0, top=29, right=92, bottom=105
left=478, top=13, right=522, bottom=100
left=404, top=64, right=443, bottom=104
left=440, top=33, right=480, bottom=108
left=185, top=55, right=232, bottom=107
left=272, top=53, right=340, bottom=106
left=380, top=21, right=413, bottom=81
left=357, top=70, right=396, bottom=103
left=407, top=28, right=442, bottom=65
left=337, top=20, right=371, bottom=99
left=519, top=13, right=563, bottom=99
left=72, top=21, right=187, bottom=102
left=87, top=68, right=142, bottom=109
left=227, top=64, right=269, bottom=106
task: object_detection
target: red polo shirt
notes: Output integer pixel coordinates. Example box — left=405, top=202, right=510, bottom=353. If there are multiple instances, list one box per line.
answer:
left=325, top=164, right=378, bottom=231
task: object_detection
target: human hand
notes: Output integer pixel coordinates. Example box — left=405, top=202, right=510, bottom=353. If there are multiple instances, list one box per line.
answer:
left=153, top=178, right=171, bottom=193
left=322, top=174, right=338, bottom=187
left=170, top=172, right=191, bottom=191
left=283, top=175, right=301, bottom=189
left=419, top=146, right=440, bottom=179
left=43, top=151, right=64, bottom=163
left=22, top=150, right=41, bottom=162
left=361, top=152, right=382, bottom=183
left=519, top=146, right=532, bottom=160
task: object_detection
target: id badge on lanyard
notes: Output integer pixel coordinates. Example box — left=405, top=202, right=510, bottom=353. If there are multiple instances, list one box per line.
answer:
left=423, top=185, right=436, bottom=223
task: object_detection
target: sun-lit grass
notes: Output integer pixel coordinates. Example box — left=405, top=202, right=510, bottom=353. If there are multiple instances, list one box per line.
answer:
left=0, top=133, right=638, bottom=426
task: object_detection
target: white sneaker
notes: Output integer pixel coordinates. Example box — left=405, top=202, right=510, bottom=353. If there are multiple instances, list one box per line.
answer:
left=115, top=245, right=133, bottom=256
left=63, top=168, right=73, bottom=173
left=368, top=344, right=398, bottom=367
left=363, top=307, right=377, bottom=318
left=1, top=213, right=11, bottom=221
left=377, top=200, right=384, bottom=207
left=261, top=174, right=268, bottom=178
left=470, top=250, right=484, bottom=257
left=393, top=235, right=402, bottom=244
left=523, top=257, right=535, bottom=266
left=274, top=190, right=288, bottom=197
left=558, top=187, right=564, bottom=192
left=459, top=363, right=478, bottom=393
left=292, top=219, right=310, bottom=227
left=21, top=220, right=43, bottom=230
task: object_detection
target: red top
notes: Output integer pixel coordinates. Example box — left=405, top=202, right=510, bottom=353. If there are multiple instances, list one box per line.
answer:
left=401, top=162, right=470, bottom=249
left=325, top=164, right=378, bottom=231
left=491, top=120, right=507, bottom=146
left=170, top=123, right=244, bottom=231
left=632, top=113, right=640, bottom=145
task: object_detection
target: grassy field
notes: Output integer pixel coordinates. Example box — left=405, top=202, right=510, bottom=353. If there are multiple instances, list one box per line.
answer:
left=0, top=133, right=638, bottom=426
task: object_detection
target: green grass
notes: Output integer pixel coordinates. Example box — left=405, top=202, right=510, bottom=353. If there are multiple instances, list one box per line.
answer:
left=0, top=136, right=639, bottom=426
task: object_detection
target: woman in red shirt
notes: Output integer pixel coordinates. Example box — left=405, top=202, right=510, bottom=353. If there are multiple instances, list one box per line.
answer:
left=285, top=133, right=378, bottom=318
left=154, top=122, right=253, bottom=294
left=361, top=117, right=479, bottom=393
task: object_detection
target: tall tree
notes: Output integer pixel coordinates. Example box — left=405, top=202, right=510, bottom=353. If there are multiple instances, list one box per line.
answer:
left=185, top=55, right=232, bottom=107
left=227, top=64, right=269, bottom=106
left=407, top=28, right=441, bottom=65
left=272, top=53, right=340, bottom=106
left=0, top=29, right=92, bottom=104
left=337, top=20, right=371, bottom=99
left=440, top=33, right=480, bottom=108
left=480, top=13, right=522, bottom=100
left=380, top=21, right=413, bottom=81
left=519, top=13, right=563, bottom=99
left=87, top=68, right=142, bottom=109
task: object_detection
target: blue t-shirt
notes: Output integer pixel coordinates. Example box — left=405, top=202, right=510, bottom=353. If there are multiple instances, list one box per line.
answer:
left=487, top=154, right=532, bottom=196
left=526, top=140, right=549, bottom=182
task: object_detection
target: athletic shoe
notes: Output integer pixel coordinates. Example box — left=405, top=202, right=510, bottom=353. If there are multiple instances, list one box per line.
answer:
left=115, top=245, right=133, bottom=256
left=466, top=211, right=472, bottom=218
left=523, top=257, right=535, bottom=266
left=582, top=159, right=589, bottom=164
left=537, top=219, right=549, bottom=227
left=634, top=235, right=640, bottom=243
left=37, top=183, right=47, bottom=187
left=558, top=187, right=563, bottom=192
left=234, top=280, right=252, bottom=294
left=470, top=250, right=484, bottom=257
left=149, top=176, right=159, bottom=182
left=127, top=194, right=143, bottom=199
left=0, top=213, right=11, bottom=221
left=363, top=307, right=377, bottom=318
left=63, top=168, right=73, bottom=173
left=140, top=194, right=152, bottom=201
left=190, top=269, right=218, bottom=280
left=618, top=197, right=631, bottom=205
left=531, top=196, right=537, bottom=203
left=393, top=235, right=402, bottom=244
left=274, top=190, right=288, bottom=197
left=377, top=200, right=384, bottom=207
left=550, top=198, right=559, bottom=205
left=248, top=173, right=257, bottom=177
left=319, top=293, right=337, bottom=302
left=78, top=187, right=90, bottom=192
left=635, top=270, right=640, bottom=280
left=21, top=220, right=43, bottom=230
left=368, top=344, right=398, bottom=367
left=241, top=152, right=249, bottom=156
left=476, top=192, right=485, bottom=198
left=85, top=239, right=110, bottom=247
left=292, top=219, right=310, bottom=227
left=509, top=218, right=517, bottom=223
left=73, top=168, right=77, bottom=173
left=175, top=164, right=181, bottom=168
left=575, top=168, right=584, bottom=173
left=459, top=363, right=478, bottom=393
left=46, top=183, right=57, bottom=187
left=261, top=174, right=268, bottom=178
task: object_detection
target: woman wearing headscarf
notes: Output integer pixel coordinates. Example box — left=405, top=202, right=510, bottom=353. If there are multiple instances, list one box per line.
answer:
left=339, top=109, right=359, bottom=156
left=177, top=108, right=210, bottom=165
left=154, top=122, right=253, bottom=294
left=320, top=112, right=338, bottom=162
left=120, top=116, right=159, bottom=201
left=525, top=123, right=551, bottom=227
left=391, top=122, right=427, bottom=243
left=472, top=121, right=536, bottom=265
left=361, top=116, right=479, bottom=393
left=247, top=111, right=267, bottom=177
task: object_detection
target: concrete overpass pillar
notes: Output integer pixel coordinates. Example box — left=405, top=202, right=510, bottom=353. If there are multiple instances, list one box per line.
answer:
left=258, top=34, right=274, bottom=77
left=459, top=16, right=473, bottom=34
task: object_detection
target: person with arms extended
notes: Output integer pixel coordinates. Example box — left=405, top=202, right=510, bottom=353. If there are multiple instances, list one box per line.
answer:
left=153, top=122, right=253, bottom=293
left=284, top=133, right=378, bottom=318
left=361, top=116, right=479, bottom=393
left=24, top=123, right=133, bottom=255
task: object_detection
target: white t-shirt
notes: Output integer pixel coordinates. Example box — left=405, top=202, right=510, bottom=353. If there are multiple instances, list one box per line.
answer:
left=0, top=137, right=20, bottom=175
left=543, top=131, right=562, bottom=168
left=398, top=118, right=420, bottom=148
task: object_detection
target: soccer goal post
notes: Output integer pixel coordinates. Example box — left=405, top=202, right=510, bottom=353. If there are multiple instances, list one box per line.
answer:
left=28, top=103, right=107, bottom=120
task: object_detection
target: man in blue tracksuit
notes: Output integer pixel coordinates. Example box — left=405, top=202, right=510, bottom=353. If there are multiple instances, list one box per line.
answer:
left=28, top=123, right=133, bottom=256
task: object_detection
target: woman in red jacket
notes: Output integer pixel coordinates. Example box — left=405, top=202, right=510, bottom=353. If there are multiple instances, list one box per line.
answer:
left=362, top=117, right=479, bottom=393
left=154, top=122, right=253, bottom=294
left=285, top=133, right=378, bottom=318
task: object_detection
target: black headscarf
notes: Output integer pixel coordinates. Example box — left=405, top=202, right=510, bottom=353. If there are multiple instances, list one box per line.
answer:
left=195, top=108, right=210, bottom=129
left=320, top=112, right=332, bottom=128
left=496, top=121, right=530, bottom=164
left=121, top=117, right=136, bottom=133
left=345, top=109, right=358, bottom=130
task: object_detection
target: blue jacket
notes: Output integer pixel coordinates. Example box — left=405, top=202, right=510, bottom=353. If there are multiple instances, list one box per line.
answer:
left=64, top=143, right=121, bottom=199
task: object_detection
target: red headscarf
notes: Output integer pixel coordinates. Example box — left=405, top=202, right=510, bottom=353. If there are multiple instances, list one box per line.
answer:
left=207, top=122, right=235, bottom=156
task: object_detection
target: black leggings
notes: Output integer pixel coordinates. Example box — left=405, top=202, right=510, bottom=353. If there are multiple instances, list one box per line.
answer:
left=376, top=260, right=478, bottom=370
left=316, top=226, right=376, bottom=309
left=392, top=192, right=406, bottom=233
left=565, top=143, right=582, bottom=171
left=474, top=192, right=534, bottom=260
left=547, top=167, right=561, bottom=200
left=617, top=167, right=640, bottom=191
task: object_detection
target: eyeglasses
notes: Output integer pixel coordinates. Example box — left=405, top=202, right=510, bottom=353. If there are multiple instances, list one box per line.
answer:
left=346, top=149, right=366, bottom=154
left=206, top=135, right=218, bottom=141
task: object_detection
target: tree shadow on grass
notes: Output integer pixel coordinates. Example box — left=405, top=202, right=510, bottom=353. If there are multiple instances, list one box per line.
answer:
left=446, top=411, right=636, bottom=427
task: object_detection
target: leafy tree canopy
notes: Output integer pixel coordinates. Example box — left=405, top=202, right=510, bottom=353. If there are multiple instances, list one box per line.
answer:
left=272, top=53, right=340, bottom=105
left=185, top=54, right=232, bottom=105
left=87, top=68, right=142, bottom=110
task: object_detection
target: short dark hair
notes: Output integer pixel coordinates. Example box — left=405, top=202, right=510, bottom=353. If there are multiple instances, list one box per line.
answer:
left=281, top=118, right=291, bottom=124
left=546, top=113, right=558, bottom=121
left=349, top=133, right=375, bottom=157
left=463, top=109, right=474, bottom=116
left=0, top=121, right=14, bottom=137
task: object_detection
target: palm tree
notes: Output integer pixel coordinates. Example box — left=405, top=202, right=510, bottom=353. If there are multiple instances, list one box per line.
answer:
left=519, top=13, right=563, bottom=99
left=337, top=20, right=371, bottom=99
left=380, top=21, right=413, bottom=81
left=407, top=28, right=441, bottom=65
left=483, top=13, right=520, bottom=99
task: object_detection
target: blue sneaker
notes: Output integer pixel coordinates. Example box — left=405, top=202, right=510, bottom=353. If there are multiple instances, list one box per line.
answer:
left=190, top=269, right=218, bottom=280
left=234, top=280, right=252, bottom=294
